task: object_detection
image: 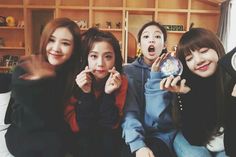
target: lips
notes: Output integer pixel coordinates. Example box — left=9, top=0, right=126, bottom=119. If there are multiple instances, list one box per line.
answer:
left=95, top=69, right=106, bottom=73
left=48, top=51, right=63, bottom=57
left=148, top=45, right=155, bottom=52
left=196, top=63, right=210, bottom=71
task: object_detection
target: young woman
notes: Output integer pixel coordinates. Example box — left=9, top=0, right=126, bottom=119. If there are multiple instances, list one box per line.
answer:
left=5, top=17, right=82, bottom=157
left=160, top=28, right=229, bottom=157
left=121, top=21, right=176, bottom=157
left=64, top=27, right=128, bottom=157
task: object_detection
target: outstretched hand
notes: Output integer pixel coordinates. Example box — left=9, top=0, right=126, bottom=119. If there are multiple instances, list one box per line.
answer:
left=151, top=53, right=169, bottom=72
left=75, top=66, right=93, bottom=93
left=19, top=55, right=55, bottom=80
left=105, top=67, right=121, bottom=94
left=160, top=75, right=191, bottom=94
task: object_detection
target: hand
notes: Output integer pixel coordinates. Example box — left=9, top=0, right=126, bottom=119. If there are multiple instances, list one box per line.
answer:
left=75, top=66, right=93, bottom=93
left=232, top=84, right=236, bottom=97
left=105, top=67, right=121, bottom=94
left=160, top=75, right=191, bottom=94
left=19, top=54, right=55, bottom=80
left=136, top=147, right=155, bottom=157
left=151, top=53, right=169, bottom=72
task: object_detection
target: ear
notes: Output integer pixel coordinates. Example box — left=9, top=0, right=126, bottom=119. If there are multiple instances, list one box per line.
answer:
left=137, top=43, right=141, bottom=49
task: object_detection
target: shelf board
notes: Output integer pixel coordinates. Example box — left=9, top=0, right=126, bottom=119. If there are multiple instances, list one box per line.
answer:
left=99, top=28, right=122, bottom=32
left=92, top=7, right=123, bottom=11
left=0, top=5, right=23, bottom=8
left=26, top=5, right=55, bottom=9
left=126, top=8, right=155, bottom=11
left=58, top=6, right=89, bottom=10
left=0, top=47, right=25, bottom=50
left=0, top=26, right=24, bottom=30
left=190, top=10, right=220, bottom=14
left=158, top=9, right=188, bottom=13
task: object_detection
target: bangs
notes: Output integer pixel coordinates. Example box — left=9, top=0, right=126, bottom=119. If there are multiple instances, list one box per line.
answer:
left=176, top=28, right=218, bottom=61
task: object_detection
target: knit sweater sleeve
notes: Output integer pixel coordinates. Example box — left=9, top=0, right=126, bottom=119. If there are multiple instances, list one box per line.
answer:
left=11, top=66, right=54, bottom=113
left=144, top=71, right=173, bottom=130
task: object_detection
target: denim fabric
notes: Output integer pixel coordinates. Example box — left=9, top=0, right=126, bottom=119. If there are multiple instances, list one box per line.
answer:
left=173, top=131, right=228, bottom=157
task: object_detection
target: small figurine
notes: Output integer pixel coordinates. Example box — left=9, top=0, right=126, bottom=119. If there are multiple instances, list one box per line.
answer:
left=6, top=16, right=15, bottom=27
left=95, top=23, right=100, bottom=28
left=106, top=21, right=112, bottom=29
left=116, top=22, right=121, bottom=29
left=75, top=20, right=87, bottom=29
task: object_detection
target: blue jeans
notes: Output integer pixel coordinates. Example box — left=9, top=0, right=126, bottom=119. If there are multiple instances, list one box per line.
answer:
left=173, top=131, right=228, bottom=157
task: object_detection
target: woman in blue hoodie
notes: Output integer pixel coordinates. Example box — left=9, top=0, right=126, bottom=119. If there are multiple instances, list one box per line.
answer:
left=121, top=21, right=176, bottom=157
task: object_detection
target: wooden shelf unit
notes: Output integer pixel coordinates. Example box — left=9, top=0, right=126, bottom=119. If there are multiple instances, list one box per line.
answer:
left=0, top=0, right=221, bottom=67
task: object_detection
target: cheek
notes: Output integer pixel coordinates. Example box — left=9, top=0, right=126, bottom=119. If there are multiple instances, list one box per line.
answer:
left=87, top=59, right=94, bottom=69
left=186, top=61, right=194, bottom=72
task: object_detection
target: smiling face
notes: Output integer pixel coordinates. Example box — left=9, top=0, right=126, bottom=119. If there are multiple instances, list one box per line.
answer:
left=88, top=41, right=115, bottom=81
left=139, top=25, right=165, bottom=66
left=185, top=48, right=219, bottom=78
left=46, top=27, right=74, bottom=67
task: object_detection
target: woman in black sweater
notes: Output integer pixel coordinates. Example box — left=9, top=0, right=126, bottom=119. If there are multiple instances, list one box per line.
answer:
left=5, top=17, right=82, bottom=157
left=160, top=28, right=229, bottom=157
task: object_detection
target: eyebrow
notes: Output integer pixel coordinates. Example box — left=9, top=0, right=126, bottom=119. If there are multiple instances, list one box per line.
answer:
left=50, top=35, right=72, bottom=42
left=142, top=30, right=162, bottom=34
left=89, top=51, right=113, bottom=55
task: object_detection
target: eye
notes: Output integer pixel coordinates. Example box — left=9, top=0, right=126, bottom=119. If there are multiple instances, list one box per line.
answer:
left=185, top=54, right=193, bottom=62
left=155, top=35, right=161, bottom=39
left=200, top=48, right=209, bottom=54
left=62, top=42, right=71, bottom=46
left=142, top=35, right=149, bottom=39
left=89, top=54, right=97, bottom=59
left=105, top=54, right=113, bottom=60
left=48, top=37, right=55, bottom=43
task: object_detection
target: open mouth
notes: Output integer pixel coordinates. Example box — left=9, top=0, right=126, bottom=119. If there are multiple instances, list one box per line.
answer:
left=148, top=45, right=155, bottom=52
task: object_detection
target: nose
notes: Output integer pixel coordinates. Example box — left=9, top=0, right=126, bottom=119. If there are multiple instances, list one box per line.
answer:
left=52, top=41, right=60, bottom=53
left=149, top=36, right=155, bottom=43
left=97, top=56, right=104, bottom=67
left=194, top=54, right=204, bottom=65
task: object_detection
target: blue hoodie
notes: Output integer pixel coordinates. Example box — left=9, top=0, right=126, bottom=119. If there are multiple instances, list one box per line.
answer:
left=122, top=57, right=176, bottom=153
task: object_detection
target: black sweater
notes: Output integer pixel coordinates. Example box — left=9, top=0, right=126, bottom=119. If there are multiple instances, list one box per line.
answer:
left=9, top=66, right=66, bottom=132
left=75, top=90, right=119, bottom=132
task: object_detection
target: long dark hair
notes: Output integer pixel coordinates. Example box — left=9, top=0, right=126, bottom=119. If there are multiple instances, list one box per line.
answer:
left=39, top=17, right=82, bottom=104
left=174, top=28, right=226, bottom=144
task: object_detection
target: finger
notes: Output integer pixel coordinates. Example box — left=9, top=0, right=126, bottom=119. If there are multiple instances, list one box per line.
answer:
left=151, top=57, right=161, bottom=71
left=108, top=67, right=116, bottom=74
left=160, top=78, right=167, bottom=90
left=171, top=75, right=181, bottom=86
left=164, top=75, right=174, bottom=88
left=180, top=79, right=191, bottom=93
left=84, top=66, right=93, bottom=73
left=112, top=78, right=121, bottom=87
left=153, top=56, right=161, bottom=66
left=112, top=71, right=121, bottom=79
